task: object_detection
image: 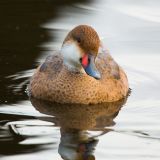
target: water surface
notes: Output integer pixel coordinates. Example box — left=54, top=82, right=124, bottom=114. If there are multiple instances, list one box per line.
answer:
left=0, top=0, right=160, bottom=159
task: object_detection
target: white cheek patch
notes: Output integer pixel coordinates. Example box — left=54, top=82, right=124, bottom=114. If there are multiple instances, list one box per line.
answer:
left=60, top=42, right=82, bottom=70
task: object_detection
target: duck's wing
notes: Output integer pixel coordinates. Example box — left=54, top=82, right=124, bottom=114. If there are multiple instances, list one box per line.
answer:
left=38, top=54, right=63, bottom=78
left=28, top=53, right=63, bottom=99
left=96, top=49, right=120, bottom=80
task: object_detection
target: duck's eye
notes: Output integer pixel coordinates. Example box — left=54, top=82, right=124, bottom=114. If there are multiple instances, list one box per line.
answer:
left=77, top=37, right=81, bottom=43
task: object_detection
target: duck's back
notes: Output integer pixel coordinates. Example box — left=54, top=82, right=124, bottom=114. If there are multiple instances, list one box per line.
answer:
left=29, top=50, right=129, bottom=104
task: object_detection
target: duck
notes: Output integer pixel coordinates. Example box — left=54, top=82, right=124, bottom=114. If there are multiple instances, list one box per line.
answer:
left=28, top=25, right=129, bottom=104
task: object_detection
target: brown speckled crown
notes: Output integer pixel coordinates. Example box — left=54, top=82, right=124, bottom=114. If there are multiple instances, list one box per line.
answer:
left=63, top=25, right=100, bottom=56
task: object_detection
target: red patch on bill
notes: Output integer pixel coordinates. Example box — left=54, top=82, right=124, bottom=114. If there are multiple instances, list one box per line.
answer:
left=82, top=54, right=88, bottom=67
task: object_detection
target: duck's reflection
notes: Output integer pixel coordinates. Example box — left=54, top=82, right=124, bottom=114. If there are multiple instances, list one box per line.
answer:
left=58, top=128, right=98, bottom=160
left=30, top=96, right=128, bottom=160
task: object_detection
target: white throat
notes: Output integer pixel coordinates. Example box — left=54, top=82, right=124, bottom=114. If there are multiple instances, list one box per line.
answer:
left=60, top=42, right=83, bottom=72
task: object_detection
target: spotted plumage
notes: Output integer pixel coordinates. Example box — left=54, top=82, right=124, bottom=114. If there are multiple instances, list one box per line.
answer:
left=29, top=25, right=129, bottom=104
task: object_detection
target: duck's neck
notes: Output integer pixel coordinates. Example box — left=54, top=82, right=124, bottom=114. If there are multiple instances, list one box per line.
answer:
left=60, top=42, right=83, bottom=73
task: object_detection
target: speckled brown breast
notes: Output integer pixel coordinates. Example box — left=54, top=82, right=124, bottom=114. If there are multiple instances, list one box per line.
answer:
left=28, top=50, right=129, bottom=104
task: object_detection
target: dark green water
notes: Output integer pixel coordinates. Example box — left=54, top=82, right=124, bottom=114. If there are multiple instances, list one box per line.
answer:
left=0, top=0, right=160, bottom=159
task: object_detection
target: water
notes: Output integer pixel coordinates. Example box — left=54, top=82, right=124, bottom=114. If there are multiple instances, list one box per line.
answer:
left=0, top=0, right=160, bottom=159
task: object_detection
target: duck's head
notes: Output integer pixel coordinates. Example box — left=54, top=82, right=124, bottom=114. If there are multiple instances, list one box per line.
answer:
left=61, top=25, right=101, bottom=80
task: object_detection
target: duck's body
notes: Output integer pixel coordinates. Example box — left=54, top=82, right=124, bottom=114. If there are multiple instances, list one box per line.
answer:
left=29, top=25, right=129, bottom=104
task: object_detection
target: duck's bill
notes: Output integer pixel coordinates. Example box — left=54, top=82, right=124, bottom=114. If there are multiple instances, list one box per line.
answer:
left=82, top=54, right=101, bottom=80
